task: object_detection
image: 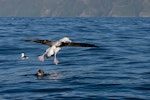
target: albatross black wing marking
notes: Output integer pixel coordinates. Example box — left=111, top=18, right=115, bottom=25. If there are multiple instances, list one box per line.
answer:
left=24, top=39, right=99, bottom=47
left=60, top=42, right=99, bottom=47
left=24, top=39, right=53, bottom=46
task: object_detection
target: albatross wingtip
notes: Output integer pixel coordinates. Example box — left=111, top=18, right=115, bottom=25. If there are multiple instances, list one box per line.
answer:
left=93, top=44, right=99, bottom=47
left=23, top=39, right=37, bottom=42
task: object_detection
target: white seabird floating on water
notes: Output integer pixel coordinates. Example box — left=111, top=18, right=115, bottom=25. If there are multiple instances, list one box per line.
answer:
left=21, top=53, right=29, bottom=59
left=24, top=37, right=98, bottom=65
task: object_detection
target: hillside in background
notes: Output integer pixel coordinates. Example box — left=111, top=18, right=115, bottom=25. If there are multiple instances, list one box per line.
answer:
left=0, top=0, right=150, bottom=17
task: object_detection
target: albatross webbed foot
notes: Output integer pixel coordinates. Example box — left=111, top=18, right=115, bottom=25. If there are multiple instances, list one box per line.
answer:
left=54, top=57, right=59, bottom=65
left=39, top=55, right=44, bottom=62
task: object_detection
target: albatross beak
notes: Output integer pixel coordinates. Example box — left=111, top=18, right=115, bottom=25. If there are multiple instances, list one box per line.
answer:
left=68, top=39, right=72, bottom=42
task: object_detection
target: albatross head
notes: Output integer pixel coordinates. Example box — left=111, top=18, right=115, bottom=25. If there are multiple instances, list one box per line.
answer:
left=59, top=37, right=72, bottom=43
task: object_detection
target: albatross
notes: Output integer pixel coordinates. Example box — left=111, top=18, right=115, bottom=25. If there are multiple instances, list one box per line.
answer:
left=24, top=37, right=98, bottom=65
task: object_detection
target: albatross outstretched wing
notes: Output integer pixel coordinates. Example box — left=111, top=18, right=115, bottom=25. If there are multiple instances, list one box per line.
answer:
left=24, top=39, right=99, bottom=47
left=60, top=42, right=99, bottom=47
left=24, top=39, right=53, bottom=46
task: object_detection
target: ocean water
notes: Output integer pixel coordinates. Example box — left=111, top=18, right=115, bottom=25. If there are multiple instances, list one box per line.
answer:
left=0, top=17, right=150, bottom=100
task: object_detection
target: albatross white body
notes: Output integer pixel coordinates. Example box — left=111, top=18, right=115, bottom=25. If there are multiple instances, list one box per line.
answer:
left=39, top=37, right=72, bottom=64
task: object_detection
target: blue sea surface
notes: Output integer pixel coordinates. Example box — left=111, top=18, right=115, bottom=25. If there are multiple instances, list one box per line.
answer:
left=0, top=17, right=150, bottom=100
